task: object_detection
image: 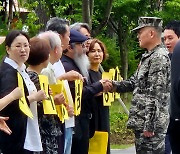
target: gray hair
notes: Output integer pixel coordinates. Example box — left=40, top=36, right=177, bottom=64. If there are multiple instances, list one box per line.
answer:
left=152, top=27, right=163, bottom=38
left=46, top=17, right=70, bottom=36
left=38, top=31, right=61, bottom=51
left=70, top=22, right=91, bottom=33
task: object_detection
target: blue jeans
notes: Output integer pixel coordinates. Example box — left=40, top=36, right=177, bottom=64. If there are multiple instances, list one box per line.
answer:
left=64, top=127, right=73, bottom=154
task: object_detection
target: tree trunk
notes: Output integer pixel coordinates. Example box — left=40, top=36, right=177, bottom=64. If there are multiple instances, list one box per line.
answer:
left=92, top=0, right=114, bottom=36
left=89, top=0, right=94, bottom=17
left=157, top=0, right=163, bottom=11
left=45, top=0, right=56, bottom=17
left=0, top=0, right=7, bottom=21
left=82, top=0, right=91, bottom=26
left=150, top=0, right=163, bottom=11
left=117, top=20, right=129, bottom=101
left=8, top=0, right=13, bottom=30
left=89, top=0, right=94, bottom=28
left=35, top=0, right=50, bottom=30
left=117, top=21, right=128, bottom=80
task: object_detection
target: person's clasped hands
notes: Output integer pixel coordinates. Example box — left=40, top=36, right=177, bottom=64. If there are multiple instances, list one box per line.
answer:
left=100, top=79, right=113, bottom=92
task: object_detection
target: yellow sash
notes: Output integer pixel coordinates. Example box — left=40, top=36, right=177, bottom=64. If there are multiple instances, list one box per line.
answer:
left=17, top=72, right=33, bottom=118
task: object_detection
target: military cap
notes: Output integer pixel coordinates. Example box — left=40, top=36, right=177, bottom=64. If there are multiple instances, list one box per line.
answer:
left=132, top=17, right=163, bottom=32
left=70, top=29, right=88, bottom=44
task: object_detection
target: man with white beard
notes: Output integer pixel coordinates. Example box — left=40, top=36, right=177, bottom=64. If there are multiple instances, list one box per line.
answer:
left=73, top=46, right=90, bottom=81
left=61, top=29, right=113, bottom=154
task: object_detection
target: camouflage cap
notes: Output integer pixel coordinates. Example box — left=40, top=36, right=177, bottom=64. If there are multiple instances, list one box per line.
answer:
left=132, top=17, right=163, bottom=32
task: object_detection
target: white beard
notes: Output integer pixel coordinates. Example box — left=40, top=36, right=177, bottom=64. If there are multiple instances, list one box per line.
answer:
left=74, top=51, right=90, bottom=80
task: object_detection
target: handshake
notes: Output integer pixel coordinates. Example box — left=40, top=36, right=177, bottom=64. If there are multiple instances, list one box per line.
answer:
left=99, top=79, right=117, bottom=93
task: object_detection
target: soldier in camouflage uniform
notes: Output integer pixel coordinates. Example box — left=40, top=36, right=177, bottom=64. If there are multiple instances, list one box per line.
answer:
left=112, top=17, right=171, bottom=154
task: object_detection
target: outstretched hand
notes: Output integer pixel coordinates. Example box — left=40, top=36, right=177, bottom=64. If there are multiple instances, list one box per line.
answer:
left=59, top=70, right=84, bottom=81
left=100, top=79, right=113, bottom=92
left=0, top=116, right=12, bottom=135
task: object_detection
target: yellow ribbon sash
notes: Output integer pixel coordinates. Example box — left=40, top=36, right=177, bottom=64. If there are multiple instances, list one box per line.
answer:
left=17, top=72, right=33, bottom=118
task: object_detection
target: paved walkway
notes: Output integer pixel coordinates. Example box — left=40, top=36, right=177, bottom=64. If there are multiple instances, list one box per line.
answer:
left=111, top=146, right=136, bottom=154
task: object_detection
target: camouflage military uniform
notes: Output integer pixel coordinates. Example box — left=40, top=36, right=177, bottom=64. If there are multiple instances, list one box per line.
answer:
left=113, top=44, right=171, bottom=154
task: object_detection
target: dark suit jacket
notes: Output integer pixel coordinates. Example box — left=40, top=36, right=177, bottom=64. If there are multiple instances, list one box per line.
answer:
left=61, top=54, right=103, bottom=115
left=0, top=62, right=28, bottom=154
left=61, top=54, right=103, bottom=154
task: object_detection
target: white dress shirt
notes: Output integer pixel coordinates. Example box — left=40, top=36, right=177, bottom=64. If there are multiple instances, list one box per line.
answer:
left=53, top=60, right=75, bottom=128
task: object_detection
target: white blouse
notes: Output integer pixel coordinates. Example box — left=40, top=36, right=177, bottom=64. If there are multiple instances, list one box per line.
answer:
left=4, top=57, right=42, bottom=152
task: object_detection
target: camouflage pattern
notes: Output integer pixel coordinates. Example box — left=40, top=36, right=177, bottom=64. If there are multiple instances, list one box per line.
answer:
left=135, top=131, right=165, bottom=154
left=113, top=44, right=171, bottom=153
left=132, top=17, right=163, bottom=31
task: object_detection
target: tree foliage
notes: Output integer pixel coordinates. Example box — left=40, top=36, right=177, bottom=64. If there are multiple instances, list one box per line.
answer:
left=0, top=0, right=180, bottom=77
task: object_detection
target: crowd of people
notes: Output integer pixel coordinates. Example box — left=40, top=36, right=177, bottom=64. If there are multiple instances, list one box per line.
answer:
left=0, top=16, right=179, bottom=154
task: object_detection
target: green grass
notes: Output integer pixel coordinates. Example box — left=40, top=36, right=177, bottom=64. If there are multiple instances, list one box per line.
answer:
left=110, top=93, right=135, bottom=145
left=111, top=144, right=134, bottom=149
left=110, top=93, right=132, bottom=114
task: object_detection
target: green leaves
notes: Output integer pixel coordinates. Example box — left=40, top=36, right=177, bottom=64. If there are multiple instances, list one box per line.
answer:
left=110, top=101, right=134, bottom=144
left=161, top=0, right=180, bottom=24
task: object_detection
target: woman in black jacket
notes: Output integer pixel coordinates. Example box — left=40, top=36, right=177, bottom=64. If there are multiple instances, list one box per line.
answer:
left=0, top=30, right=47, bottom=154
left=87, top=39, right=110, bottom=154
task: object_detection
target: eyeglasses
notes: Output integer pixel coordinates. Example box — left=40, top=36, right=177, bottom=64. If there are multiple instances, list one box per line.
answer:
left=10, top=44, right=30, bottom=50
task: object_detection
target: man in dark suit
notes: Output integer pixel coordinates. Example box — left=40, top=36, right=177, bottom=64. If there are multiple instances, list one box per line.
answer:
left=61, top=29, right=112, bottom=154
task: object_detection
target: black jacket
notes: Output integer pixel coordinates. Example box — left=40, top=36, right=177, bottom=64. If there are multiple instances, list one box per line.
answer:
left=170, top=41, right=180, bottom=119
left=61, top=54, right=103, bottom=154
left=61, top=55, right=103, bottom=115
left=0, top=62, right=28, bottom=153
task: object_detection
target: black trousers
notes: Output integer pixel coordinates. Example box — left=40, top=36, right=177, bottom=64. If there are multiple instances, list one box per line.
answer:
left=71, top=116, right=90, bottom=154
left=169, top=118, right=180, bottom=154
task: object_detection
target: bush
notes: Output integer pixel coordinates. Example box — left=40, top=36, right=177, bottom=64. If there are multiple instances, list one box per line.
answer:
left=110, top=99, right=134, bottom=145
left=96, top=35, right=121, bottom=72
left=110, top=111, right=134, bottom=144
